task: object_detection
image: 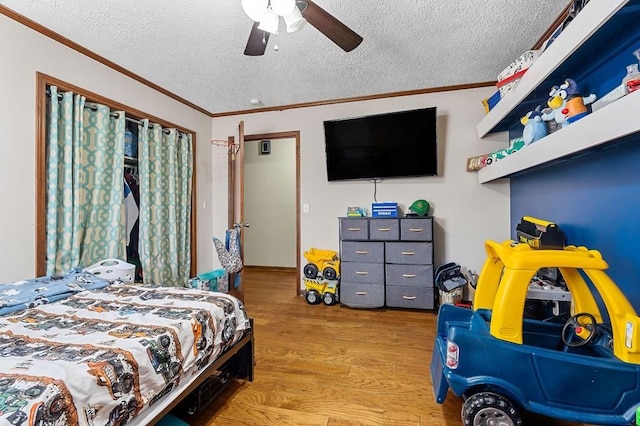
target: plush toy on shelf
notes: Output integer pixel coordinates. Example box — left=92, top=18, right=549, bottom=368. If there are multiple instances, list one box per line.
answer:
left=542, top=78, right=596, bottom=127
left=521, top=105, right=548, bottom=145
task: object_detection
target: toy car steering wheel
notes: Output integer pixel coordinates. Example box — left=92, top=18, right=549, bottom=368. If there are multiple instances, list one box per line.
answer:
left=562, top=312, right=598, bottom=347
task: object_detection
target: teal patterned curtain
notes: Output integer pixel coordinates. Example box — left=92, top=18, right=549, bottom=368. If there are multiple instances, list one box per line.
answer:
left=138, top=119, right=193, bottom=285
left=45, top=86, right=127, bottom=275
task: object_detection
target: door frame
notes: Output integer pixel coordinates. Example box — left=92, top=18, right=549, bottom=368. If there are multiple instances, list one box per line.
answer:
left=230, top=130, right=302, bottom=296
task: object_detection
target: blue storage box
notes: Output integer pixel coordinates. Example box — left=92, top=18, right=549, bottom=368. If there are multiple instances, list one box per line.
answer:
left=188, top=269, right=228, bottom=292
left=372, top=202, right=399, bottom=217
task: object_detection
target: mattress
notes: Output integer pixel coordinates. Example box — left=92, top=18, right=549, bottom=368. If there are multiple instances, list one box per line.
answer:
left=0, top=282, right=250, bottom=425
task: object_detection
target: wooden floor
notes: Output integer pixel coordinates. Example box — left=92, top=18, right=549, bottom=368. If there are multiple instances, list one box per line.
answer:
left=180, top=269, right=585, bottom=426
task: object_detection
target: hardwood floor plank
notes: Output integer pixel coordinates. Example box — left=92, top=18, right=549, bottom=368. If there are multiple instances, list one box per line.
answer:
left=178, top=269, right=586, bottom=426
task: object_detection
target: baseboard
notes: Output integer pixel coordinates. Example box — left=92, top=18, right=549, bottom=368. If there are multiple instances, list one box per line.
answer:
left=243, top=265, right=296, bottom=274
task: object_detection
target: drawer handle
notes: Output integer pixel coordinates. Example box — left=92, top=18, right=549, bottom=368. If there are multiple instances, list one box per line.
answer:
left=355, top=291, right=368, bottom=296
left=355, top=250, right=369, bottom=255
left=403, top=296, right=417, bottom=300
left=348, top=227, right=361, bottom=231
left=401, top=251, right=416, bottom=256
left=356, top=271, right=368, bottom=275
left=409, top=228, right=424, bottom=232
left=402, top=274, right=417, bottom=278
left=377, top=227, right=391, bottom=232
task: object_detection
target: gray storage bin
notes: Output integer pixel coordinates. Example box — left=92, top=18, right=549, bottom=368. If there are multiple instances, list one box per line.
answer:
left=339, top=218, right=369, bottom=240
left=385, top=242, right=432, bottom=265
left=400, top=218, right=433, bottom=241
left=341, top=262, right=384, bottom=284
left=369, top=218, right=399, bottom=240
left=341, top=241, right=384, bottom=263
left=340, top=282, right=385, bottom=308
left=385, top=264, right=433, bottom=287
left=385, top=285, right=433, bottom=309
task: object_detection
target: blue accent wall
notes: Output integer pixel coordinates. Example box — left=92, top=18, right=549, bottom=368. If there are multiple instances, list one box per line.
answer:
left=510, top=134, right=640, bottom=310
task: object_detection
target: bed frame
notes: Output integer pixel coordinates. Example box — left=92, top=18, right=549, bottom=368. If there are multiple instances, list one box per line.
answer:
left=140, top=320, right=255, bottom=424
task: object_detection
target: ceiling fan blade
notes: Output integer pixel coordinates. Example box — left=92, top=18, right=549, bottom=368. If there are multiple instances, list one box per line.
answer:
left=244, top=22, right=270, bottom=56
left=297, top=0, right=362, bottom=52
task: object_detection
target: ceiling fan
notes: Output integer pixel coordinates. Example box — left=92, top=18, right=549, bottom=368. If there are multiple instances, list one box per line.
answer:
left=242, top=0, right=363, bottom=56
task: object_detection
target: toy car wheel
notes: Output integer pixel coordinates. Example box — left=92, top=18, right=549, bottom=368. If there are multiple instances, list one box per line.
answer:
left=322, top=293, right=336, bottom=306
left=303, top=263, right=319, bottom=279
left=322, top=267, right=338, bottom=281
left=305, top=290, right=321, bottom=305
left=461, top=392, right=522, bottom=426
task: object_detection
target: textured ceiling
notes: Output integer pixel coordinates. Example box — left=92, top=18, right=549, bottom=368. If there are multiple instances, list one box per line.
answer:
left=1, top=0, right=569, bottom=115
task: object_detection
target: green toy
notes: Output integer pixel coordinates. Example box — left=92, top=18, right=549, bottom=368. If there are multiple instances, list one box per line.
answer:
left=409, top=199, right=430, bottom=216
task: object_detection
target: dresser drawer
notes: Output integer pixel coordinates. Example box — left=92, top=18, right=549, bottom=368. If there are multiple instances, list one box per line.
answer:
left=385, top=285, right=433, bottom=309
left=339, top=218, right=369, bottom=240
left=385, top=242, right=432, bottom=265
left=400, top=218, right=433, bottom=241
left=341, top=262, right=384, bottom=284
left=340, top=282, right=385, bottom=308
left=385, top=264, right=433, bottom=287
left=369, top=219, right=399, bottom=240
left=341, top=241, right=384, bottom=263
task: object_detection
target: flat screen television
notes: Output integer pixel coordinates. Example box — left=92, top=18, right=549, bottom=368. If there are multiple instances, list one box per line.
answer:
left=323, top=107, right=438, bottom=182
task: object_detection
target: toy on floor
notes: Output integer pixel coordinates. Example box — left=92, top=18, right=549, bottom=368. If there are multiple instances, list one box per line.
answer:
left=303, top=248, right=341, bottom=305
left=303, top=277, right=339, bottom=305
left=303, top=248, right=340, bottom=281
left=431, top=235, right=640, bottom=426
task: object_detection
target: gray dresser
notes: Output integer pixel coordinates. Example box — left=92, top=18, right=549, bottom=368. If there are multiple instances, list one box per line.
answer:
left=338, top=217, right=434, bottom=309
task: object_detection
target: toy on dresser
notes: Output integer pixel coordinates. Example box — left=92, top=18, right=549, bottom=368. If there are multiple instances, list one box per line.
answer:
left=542, top=78, right=597, bottom=128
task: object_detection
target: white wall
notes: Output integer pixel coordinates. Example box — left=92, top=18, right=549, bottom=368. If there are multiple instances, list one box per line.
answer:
left=0, top=14, right=214, bottom=282
left=212, top=88, right=512, bottom=289
left=243, top=137, right=296, bottom=267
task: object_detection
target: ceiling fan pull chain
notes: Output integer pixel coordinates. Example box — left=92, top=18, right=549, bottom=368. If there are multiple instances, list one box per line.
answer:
left=273, top=34, right=279, bottom=51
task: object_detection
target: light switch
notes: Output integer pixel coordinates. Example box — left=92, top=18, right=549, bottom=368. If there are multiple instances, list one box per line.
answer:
left=303, top=203, right=309, bottom=213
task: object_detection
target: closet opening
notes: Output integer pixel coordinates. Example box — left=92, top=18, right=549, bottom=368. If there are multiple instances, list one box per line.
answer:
left=35, top=72, right=198, bottom=281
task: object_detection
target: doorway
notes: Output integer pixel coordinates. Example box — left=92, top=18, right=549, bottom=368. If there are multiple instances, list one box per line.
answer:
left=242, top=131, right=301, bottom=295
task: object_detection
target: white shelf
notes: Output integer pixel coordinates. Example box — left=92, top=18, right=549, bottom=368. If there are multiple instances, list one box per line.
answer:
left=476, top=0, right=628, bottom=138
left=477, top=89, right=640, bottom=183
left=473, top=0, right=640, bottom=183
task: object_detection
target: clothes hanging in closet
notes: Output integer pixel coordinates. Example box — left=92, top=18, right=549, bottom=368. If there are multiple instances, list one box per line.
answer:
left=124, top=179, right=138, bottom=245
left=124, top=172, right=142, bottom=281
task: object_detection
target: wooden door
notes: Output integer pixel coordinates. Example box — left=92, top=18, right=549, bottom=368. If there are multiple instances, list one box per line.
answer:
left=227, top=121, right=246, bottom=302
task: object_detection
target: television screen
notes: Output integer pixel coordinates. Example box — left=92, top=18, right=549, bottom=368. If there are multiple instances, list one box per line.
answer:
left=323, top=107, right=438, bottom=181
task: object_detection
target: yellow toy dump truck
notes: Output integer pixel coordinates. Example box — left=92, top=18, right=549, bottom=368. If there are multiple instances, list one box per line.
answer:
left=303, top=248, right=340, bottom=281
left=303, top=277, right=339, bottom=306
left=303, top=248, right=340, bottom=305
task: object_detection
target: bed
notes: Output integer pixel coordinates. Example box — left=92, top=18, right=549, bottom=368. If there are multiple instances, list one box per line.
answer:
left=0, top=269, right=254, bottom=425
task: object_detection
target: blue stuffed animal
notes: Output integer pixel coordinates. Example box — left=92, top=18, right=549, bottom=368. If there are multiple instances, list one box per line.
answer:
left=521, top=105, right=548, bottom=145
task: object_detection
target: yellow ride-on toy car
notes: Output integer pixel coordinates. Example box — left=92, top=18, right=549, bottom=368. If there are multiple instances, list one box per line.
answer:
left=303, top=248, right=340, bottom=281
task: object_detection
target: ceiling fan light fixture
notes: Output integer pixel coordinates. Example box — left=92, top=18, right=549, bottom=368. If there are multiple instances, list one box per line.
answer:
left=241, top=0, right=268, bottom=22
left=271, top=0, right=295, bottom=16
left=257, top=7, right=279, bottom=35
left=283, top=6, right=307, bottom=33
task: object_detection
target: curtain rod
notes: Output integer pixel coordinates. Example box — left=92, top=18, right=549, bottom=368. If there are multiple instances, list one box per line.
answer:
left=45, top=89, right=189, bottom=137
